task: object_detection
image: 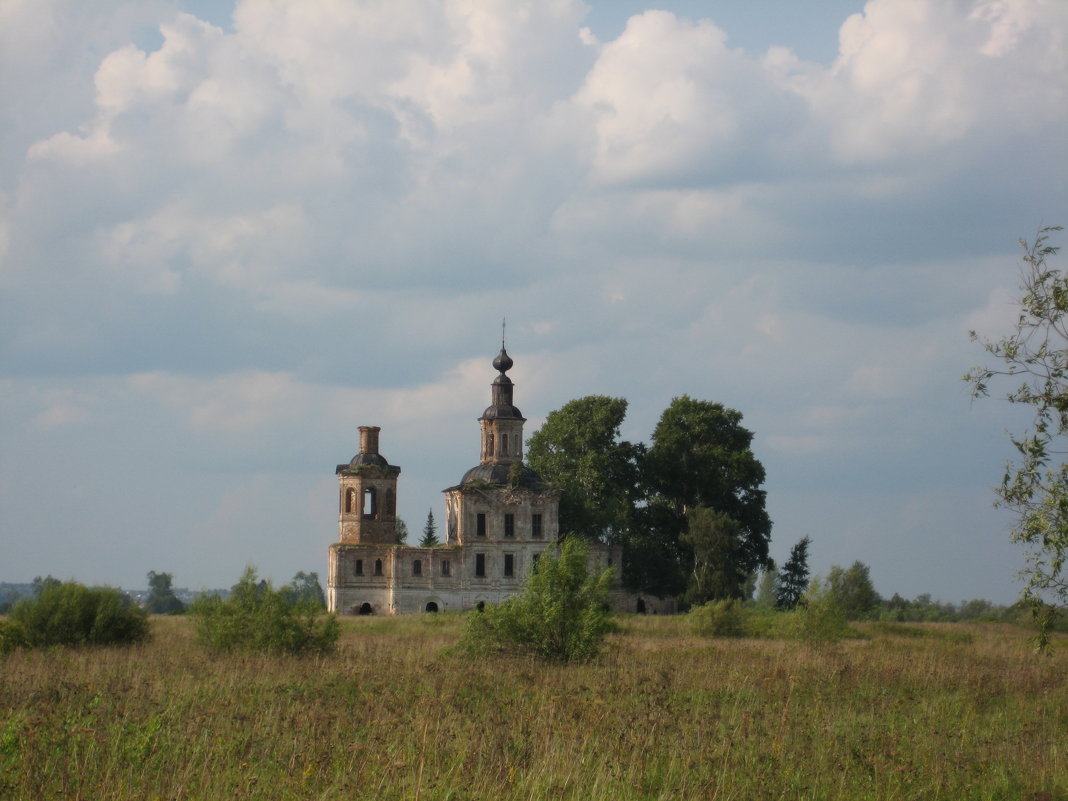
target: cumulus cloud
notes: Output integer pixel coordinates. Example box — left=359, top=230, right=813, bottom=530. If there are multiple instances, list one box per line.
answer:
left=1, top=0, right=1065, bottom=598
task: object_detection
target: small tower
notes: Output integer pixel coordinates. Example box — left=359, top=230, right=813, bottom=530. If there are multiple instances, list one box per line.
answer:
left=479, top=345, right=525, bottom=465
left=336, top=426, right=401, bottom=544
left=444, top=345, right=559, bottom=545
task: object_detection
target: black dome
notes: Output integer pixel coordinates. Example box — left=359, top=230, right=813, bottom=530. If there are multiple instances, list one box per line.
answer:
left=459, top=462, right=546, bottom=489
left=493, top=346, right=514, bottom=373
left=348, top=452, right=389, bottom=468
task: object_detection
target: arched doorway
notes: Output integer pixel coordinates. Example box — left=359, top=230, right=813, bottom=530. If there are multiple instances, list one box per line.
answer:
left=636, top=598, right=646, bottom=614
left=475, top=601, right=485, bottom=612
left=358, top=602, right=373, bottom=615
left=425, top=602, right=439, bottom=613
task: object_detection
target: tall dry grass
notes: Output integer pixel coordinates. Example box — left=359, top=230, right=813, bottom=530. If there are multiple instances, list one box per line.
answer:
left=0, top=614, right=1064, bottom=800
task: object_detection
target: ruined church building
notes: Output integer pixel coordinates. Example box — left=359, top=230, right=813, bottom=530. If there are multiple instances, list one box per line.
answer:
left=327, top=345, right=668, bottom=615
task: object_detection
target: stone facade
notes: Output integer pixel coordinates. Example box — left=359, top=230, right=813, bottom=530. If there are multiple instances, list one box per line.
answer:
left=327, top=346, right=674, bottom=615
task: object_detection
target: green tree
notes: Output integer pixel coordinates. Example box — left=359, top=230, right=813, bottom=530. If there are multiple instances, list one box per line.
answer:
left=826, top=561, right=881, bottom=620
left=191, top=566, right=338, bottom=654
left=755, top=560, right=779, bottom=608
left=10, top=581, right=149, bottom=647
left=144, top=570, right=185, bottom=614
left=32, top=575, right=61, bottom=596
left=288, top=571, right=326, bottom=610
left=646, top=396, right=773, bottom=597
left=525, top=395, right=643, bottom=543
left=459, top=538, right=614, bottom=662
left=682, top=506, right=748, bottom=606
left=394, top=517, right=409, bottom=544
left=965, top=226, right=1066, bottom=640
left=776, top=536, right=811, bottom=610
left=419, top=508, right=440, bottom=547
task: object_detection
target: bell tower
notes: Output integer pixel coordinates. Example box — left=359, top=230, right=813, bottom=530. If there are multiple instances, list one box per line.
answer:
left=478, top=343, right=525, bottom=465
left=336, top=426, right=401, bottom=544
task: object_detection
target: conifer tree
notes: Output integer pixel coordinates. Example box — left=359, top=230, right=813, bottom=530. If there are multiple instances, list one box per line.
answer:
left=419, top=508, right=440, bottom=547
left=776, top=536, right=811, bottom=610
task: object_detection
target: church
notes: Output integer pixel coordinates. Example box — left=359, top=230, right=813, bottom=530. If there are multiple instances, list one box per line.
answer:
left=326, top=344, right=645, bottom=615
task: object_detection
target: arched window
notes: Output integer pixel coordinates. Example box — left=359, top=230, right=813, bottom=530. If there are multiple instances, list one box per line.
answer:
left=374, top=559, right=383, bottom=576
left=501, top=433, right=509, bottom=455
left=363, top=487, right=377, bottom=519
left=358, top=602, right=373, bottom=615
left=425, top=602, right=439, bottom=613
left=344, top=488, right=357, bottom=514
left=486, top=432, right=494, bottom=459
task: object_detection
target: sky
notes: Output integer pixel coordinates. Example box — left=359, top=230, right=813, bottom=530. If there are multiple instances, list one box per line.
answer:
left=1, top=0, right=1065, bottom=604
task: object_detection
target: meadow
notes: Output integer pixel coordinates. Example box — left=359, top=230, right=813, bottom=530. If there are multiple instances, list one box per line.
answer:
left=0, top=614, right=1065, bottom=800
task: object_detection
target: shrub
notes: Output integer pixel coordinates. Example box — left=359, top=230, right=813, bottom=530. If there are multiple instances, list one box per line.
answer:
left=190, top=567, right=339, bottom=655
left=0, top=619, right=28, bottom=654
left=459, top=538, right=614, bottom=662
left=688, top=599, right=748, bottom=637
left=9, top=581, right=149, bottom=647
left=790, top=578, right=860, bottom=643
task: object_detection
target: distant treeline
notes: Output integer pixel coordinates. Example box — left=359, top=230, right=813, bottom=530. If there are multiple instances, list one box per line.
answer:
left=0, top=580, right=229, bottom=615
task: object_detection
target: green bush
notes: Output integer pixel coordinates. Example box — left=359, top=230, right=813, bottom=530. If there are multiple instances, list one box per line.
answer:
left=190, top=567, right=339, bottom=655
left=459, top=538, right=614, bottom=662
left=790, top=578, right=860, bottom=643
left=9, top=581, right=149, bottom=647
left=688, top=599, right=748, bottom=637
left=0, top=619, right=28, bottom=654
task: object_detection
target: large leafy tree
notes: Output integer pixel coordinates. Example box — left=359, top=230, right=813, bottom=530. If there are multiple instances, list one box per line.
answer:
left=646, top=396, right=773, bottom=578
left=145, top=570, right=185, bottom=614
left=525, top=395, right=643, bottom=542
left=527, top=394, right=771, bottom=601
left=288, top=571, right=326, bottom=610
left=965, top=227, right=1066, bottom=638
left=682, top=506, right=749, bottom=605
left=826, top=561, right=881, bottom=620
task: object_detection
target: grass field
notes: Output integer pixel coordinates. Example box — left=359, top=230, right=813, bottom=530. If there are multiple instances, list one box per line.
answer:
left=1, top=614, right=1065, bottom=800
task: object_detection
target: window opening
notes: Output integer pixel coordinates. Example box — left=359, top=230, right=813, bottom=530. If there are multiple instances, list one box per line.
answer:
left=345, top=488, right=357, bottom=514
left=385, top=488, right=396, bottom=517
left=504, top=554, right=514, bottom=577
left=502, top=433, right=508, bottom=455
left=487, top=432, right=494, bottom=458
left=355, top=559, right=363, bottom=576
left=374, top=559, right=383, bottom=576
left=637, top=598, right=646, bottom=614
left=441, top=560, right=450, bottom=577
left=532, top=553, right=540, bottom=573
left=504, top=513, right=515, bottom=538
left=475, top=553, right=486, bottom=577
left=413, top=559, right=422, bottom=576
left=476, top=513, right=486, bottom=537
left=363, top=487, right=377, bottom=519
left=425, top=602, right=439, bottom=613
left=531, top=513, right=542, bottom=539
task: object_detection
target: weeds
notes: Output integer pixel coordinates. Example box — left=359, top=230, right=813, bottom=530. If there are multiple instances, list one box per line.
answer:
left=0, top=615, right=1064, bottom=800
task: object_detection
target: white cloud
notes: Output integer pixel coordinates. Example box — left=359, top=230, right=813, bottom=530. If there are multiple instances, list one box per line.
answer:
left=1, top=0, right=1064, bottom=602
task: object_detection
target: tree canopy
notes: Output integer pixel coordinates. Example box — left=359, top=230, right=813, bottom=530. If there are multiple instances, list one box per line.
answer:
left=646, top=396, right=772, bottom=576
left=526, top=394, right=771, bottom=604
left=965, top=226, right=1066, bottom=638
left=525, top=395, right=643, bottom=542
left=145, top=570, right=185, bottom=614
